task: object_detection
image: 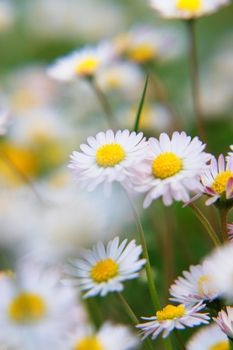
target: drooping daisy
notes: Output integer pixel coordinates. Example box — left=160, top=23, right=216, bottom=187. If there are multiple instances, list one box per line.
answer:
left=68, top=129, right=148, bottom=195
left=214, top=307, right=233, bottom=339
left=136, top=302, right=209, bottom=340
left=150, top=0, right=230, bottom=19
left=132, top=131, right=210, bottom=208
left=47, top=43, right=113, bottom=81
left=187, top=324, right=229, bottom=350
left=169, top=263, right=219, bottom=307
left=200, top=154, right=233, bottom=206
left=65, top=237, right=146, bottom=298
left=69, top=322, right=139, bottom=350
left=228, top=223, right=233, bottom=241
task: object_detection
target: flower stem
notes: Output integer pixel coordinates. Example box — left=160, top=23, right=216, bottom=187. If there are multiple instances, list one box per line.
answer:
left=188, top=203, right=221, bottom=246
left=187, top=19, right=207, bottom=143
left=219, top=208, right=229, bottom=242
left=174, top=330, right=187, bottom=350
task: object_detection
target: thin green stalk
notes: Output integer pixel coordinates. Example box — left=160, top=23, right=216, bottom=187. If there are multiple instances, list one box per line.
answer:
left=174, top=330, right=186, bottom=350
left=134, top=74, right=149, bottom=132
left=219, top=208, right=229, bottom=242
left=188, top=203, right=221, bottom=247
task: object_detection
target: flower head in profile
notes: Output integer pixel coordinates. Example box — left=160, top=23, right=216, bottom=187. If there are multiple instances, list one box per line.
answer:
left=132, top=131, right=210, bottom=207
left=187, top=323, right=229, bottom=350
left=169, top=263, right=219, bottom=307
left=214, top=307, right=233, bottom=339
left=65, top=237, right=146, bottom=298
left=69, top=129, right=147, bottom=195
left=150, top=0, right=230, bottom=19
left=137, top=302, right=209, bottom=339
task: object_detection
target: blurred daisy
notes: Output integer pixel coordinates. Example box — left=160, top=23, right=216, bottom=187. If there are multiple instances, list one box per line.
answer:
left=228, top=145, right=233, bottom=159
left=214, top=307, right=233, bottom=339
left=228, top=223, right=233, bottom=241
left=47, top=43, right=113, bottom=81
left=65, top=237, right=146, bottom=298
left=187, top=324, right=229, bottom=350
left=150, top=0, right=230, bottom=19
left=69, top=129, right=147, bottom=195
left=200, top=154, right=233, bottom=206
left=132, top=131, right=210, bottom=207
left=169, top=263, right=219, bottom=306
left=136, top=302, right=209, bottom=339
left=69, top=322, right=139, bottom=350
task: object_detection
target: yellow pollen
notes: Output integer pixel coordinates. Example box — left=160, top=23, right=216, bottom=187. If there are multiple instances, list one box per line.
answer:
left=128, top=44, right=155, bottom=63
left=75, top=57, right=100, bottom=76
left=152, top=152, right=183, bottom=179
left=209, top=341, right=229, bottom=350
left=176, top=0, right=202, bottom=11
left=91, top=258, right=118, bottom=283
left=8, top=293, right=46, bottom=324
left=75, top=337, right=103, bottom=350
left=156, top=304, right=185, bottom=321
left=212, top=171, right=233, bottom=195
left=96, top=143, right=125, bottom=167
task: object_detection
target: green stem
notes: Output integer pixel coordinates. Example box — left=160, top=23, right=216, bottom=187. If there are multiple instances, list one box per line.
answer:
left=219, top=208, right=229, bottom=242
left=174, top=330, right=186, bottom=350
left=188, top=203, right=221, bottom=247
left=228, top=338, right=233, bottom=350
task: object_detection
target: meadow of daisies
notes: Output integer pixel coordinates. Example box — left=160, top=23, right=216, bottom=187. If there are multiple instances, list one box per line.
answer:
left=0, top=0, right=232, bottom=349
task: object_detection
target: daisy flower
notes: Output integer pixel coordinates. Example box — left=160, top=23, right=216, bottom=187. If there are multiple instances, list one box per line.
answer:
left=150, top=0, right=230, bottom=19
left=227, top=145, right=233, bottom=159
left=47, top=42, right=113, bottom=81
left=65, top=237, right=146, bottom=298
left=169, top=263, right=219, bottom=307
left=228, top=223, right=233, bottom=241
left=68, top=129, right=148, bottom=195
left=132, top=131, right=210, bottom=208
left=214, top=307, right=233, bottom=339
left=69, top=322, right=139, bottom=350
left=187, top=324, right=229, bottom=350
left=200, top=154, right=233, bottom=206
left=136, top=302, right=209, bottom=340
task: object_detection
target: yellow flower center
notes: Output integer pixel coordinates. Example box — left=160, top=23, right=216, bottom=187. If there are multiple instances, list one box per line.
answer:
left=75, top=57, right=100, bottom=76
left=212, top=171, right=233, bottom=195
left=96, top=143, right=125, bottom=167
left=197, top=275, right=211, bottom=297
left=91, top=258, right=118, bottom=283
left=75, top=337, right=103, bottom=350
left=128, top=44, right=155, bottom=63
left=8, top=293, right=46, bottom=324
left=176, top=0, right=202, bottom=11
left=152, top=152, right=183, bottom=179
left=209, top=341, right=229, bottom=350
left=156, top=304, right=185, bottom=321
left=105, top=74, right=121, bottom=89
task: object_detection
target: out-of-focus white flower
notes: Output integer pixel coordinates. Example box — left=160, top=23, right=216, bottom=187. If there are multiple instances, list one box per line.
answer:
left=69, top=129, right=147, bottom=195
left=228, top=145, right=233, bottom=159
left=69, top=322, right=139, bottom=350
left=187, top=324, right=229, bottom=350
left=137, top=302, right=209, bottom=340
left=132, top=132, right=210, bottom=208
left=0, top=109, right=11, bottom=136
left=65, top=237, right=146, bottom=298
left=0, top=0, right=15, bottom=32
left=47, top=43, right=114, bottom=81
left=169, top=263, right=219, bottom=306
left=150, top=0, right=230, bottom=19
left=0, top=263, right=78, bottom=350
left=214, top=307, right=233, bottom=339
left=228, top=223, right=233, bottom=241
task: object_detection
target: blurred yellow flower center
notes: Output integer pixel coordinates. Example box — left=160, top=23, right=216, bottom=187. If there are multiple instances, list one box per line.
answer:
left=75, top=337, right=103, bottom=350
left=91, top=258, right=118, bottom=283
left=156, top=304, right=185, bottom=321
left=75, top=57, right=100, bottom=76
left=96, top=143, right=125, bottom=167
left=209, top=341, right=229, bottom=350
left=212, top=171, right=233, bottom=195
left=152, top=152, right=183, bottom=179
left=128, top=44, right=155, bottom=63
left=8, top=293, right=46, bottom=324
left=176, top=0, right=201, bottom=11
left=106, top=73, right=121, bottom=89
left=197, top=275, right=211, bottom=296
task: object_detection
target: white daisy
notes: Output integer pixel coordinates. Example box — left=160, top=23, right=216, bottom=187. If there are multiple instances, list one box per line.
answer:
left=69, top=321, right=139, bottom=350
left=187, top=323, right=229, bottom=350
left=150, top=0, right=230, bottom=19
left=136, top=302, right=209, bottom=340
left=68, top=129, right=148, bottom=195
left=200, top=154, right=233, bottom=206
left=228, top=223, right=233, bottom=241
left=132, top=131, right=210, bottom=208
left=65, top=237, right=146, bottom=298
left=0, top=263, right=77, bottom=350
left=47, top=42, right=113, bottom=81
left=227, top=145, right=233, bottom=159
left=169, top=263, right=219, bottom=307
left=214, top=307, right=233, bottom=340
